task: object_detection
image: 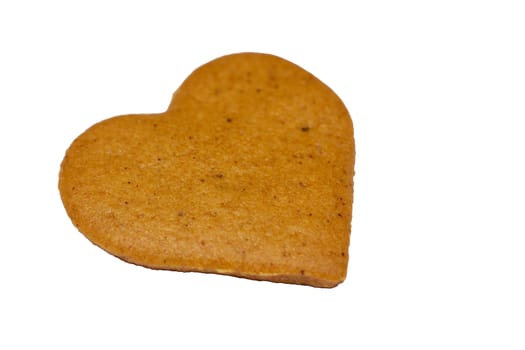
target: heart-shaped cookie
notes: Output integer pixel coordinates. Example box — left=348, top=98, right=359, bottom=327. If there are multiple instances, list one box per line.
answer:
left=59, top=53, right=355, bottom=288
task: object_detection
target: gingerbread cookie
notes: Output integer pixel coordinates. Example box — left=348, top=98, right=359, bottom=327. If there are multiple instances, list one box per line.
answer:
left=59, top=53, right=355, bottom=288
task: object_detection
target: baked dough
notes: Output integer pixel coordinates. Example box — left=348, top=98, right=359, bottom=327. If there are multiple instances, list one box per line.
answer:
left=59, top=53, right=355, bottom=288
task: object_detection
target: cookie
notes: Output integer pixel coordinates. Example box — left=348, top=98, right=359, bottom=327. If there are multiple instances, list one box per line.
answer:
left=59, top=52, right=355, bottom=288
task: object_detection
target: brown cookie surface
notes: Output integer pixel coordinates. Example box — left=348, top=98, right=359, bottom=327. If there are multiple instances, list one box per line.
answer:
left=59, top=53, right=355, bottom=288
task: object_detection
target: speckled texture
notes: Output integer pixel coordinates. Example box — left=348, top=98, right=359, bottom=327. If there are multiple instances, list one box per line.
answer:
left=59, top=53, right=355, bottom=288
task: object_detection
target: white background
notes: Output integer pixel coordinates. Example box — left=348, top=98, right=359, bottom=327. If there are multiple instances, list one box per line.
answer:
left=1, top=1, right=524, bottom=349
